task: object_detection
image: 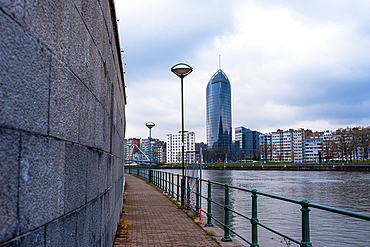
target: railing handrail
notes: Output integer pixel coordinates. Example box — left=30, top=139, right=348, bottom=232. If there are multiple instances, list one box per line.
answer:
left=126, top=167, right=370, bottom=246
left=199, top=177, right=370, bottom=221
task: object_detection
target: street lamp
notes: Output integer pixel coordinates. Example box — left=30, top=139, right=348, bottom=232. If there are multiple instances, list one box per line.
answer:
left=171, top=62, right=193, bottom=207
left=145, top=122, right=155, bottom=183
left=127, top=143, right=132, bottom=164
left=127, top=143, right=132, bottom=174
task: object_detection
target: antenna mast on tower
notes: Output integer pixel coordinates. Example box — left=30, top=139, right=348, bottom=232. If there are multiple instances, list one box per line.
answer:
left=219, top=54, right=221, bottom=70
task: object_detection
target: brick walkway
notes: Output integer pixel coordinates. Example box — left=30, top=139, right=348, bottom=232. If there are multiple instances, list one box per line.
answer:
left=114, top=174, right=220, bottom=247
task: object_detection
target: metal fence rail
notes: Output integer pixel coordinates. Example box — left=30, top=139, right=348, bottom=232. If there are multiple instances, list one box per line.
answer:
left=126, top=167, right=370, bottom=247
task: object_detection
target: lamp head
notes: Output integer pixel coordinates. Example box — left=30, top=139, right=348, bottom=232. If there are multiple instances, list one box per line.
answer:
left=145, top=121, right=155, bottom=129
left=171, top=63, right=193, bottom=78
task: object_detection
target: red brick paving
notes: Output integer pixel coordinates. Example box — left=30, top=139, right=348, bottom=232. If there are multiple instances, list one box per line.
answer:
left=114, top=174, right=220, bottom=247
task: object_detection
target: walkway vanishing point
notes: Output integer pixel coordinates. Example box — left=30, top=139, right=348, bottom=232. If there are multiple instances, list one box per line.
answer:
left=114, top=174, right=242, bottom=247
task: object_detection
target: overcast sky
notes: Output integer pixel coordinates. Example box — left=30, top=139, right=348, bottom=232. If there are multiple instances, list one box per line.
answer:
left=116, top=0, right=370, bottom=143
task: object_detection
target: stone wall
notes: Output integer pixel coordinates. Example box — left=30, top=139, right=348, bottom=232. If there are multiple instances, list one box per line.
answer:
left=0, top=0, right=126, bottom=246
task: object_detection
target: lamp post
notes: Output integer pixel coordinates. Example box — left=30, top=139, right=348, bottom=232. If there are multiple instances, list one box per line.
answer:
left=145, top=122, right=155, bottom=183
left=127, top=143, right=132, bottom=174
left=127, top=143, right=132, bottom=164
left=171, top=63, right=193, bottom=207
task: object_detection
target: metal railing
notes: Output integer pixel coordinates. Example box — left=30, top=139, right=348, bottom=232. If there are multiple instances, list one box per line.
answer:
left=126, top=167, right=370, bottom=247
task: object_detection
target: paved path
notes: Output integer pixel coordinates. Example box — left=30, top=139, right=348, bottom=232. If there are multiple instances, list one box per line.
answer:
left=114, top=174, right=220, bottom=247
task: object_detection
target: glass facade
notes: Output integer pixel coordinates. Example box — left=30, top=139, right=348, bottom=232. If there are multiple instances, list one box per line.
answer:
left=235, top=126, right=261, bottom=158
left=206, top=69, right=232, bottom=150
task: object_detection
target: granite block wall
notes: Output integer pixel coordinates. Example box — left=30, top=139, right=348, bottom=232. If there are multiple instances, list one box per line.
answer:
left=0, top=0, right=126, bottom=246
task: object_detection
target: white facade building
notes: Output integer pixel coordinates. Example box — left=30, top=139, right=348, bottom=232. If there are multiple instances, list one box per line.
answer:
left=272, top=129, right=305, bottom=163
left=166, top=131, right=195, bottom=164
left=305, top=130, right=324, bottom=163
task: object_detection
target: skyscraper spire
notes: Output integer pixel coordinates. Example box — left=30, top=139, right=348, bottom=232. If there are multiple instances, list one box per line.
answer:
left=219, top=54, right=221, bottom=70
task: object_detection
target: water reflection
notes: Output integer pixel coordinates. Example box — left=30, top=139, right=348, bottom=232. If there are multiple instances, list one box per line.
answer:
left=160, top=169, right=370, bottom=246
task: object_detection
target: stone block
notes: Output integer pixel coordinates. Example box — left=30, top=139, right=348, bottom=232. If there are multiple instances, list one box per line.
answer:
left=0, top=13, right=51, bottom=135
left=19, top=134, right=65, bottom=234
left=45, top=217, right=63, bottom=247
left=100, top=0, right=110, bottom=21
left=67, top=5, right=91, bottom=85
left=99, top=64, right=111, bottom=112
left=94, top=102, right=105, bottom=151
left=78, top=87, right=96, bottom=147
left=99, top=153, right=108, bottom=194
left=46, top=212, right=77, bottom=247
left=106, top=155, right=113, bottom=188
left=102, top=109, right=112, bottom=153
left=81, top=198, right=102, bottom=246
left=85, top=40, right=103, bottom=96
left=87, top=149, right=102, bottom=202
left=102, top=188, right=113, bottom=227
left=0, top=129, right=20, bottom=243
left=63, top=212, right=77, bottom=246
left=118, top=158, right=123, bottom=178
left=24, top=0, right=70, bottom=62
left=114, top=180, right=120, bottom=209
left=49, top=59, right=81, bottom=143
left=18, top=226, right=45, bottom=247
left=105, top=46, right=114, bottom=86
left=111, top=156, right=117, bottom=184
left=86, top=197, right=102, bottom=246
left=64, top=143, right=87, bottom=213
left=0, top=0, right=25, bottom=24
left=76, top=206, right=88, bottom=247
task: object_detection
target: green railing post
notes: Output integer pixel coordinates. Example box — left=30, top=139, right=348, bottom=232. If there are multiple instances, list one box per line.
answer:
left=222, top=183, right=232, bottom=242
left=205, top=180, right=213, bottom=227
left=300, top=199, right=312, bottom=247
left=161, top=171, right=163, bottom=190
left=163, top=172, right=166, bottom=191
left=177, top=174, right=180, bottom=202
left=167, top=172, right=170, bottom=195
left=181, top=177, right=185, bottom=207
left=196, top=178, right=200, bottom=217
left=251, top=189, right=259, bottom=247
left=186, top=177, right=191, bottom=210
left=149, top=169, right=152, bottom=184
left=171, top=173, right=175, bottom=198
left=159, top=171, right=162, bottom=190
left=137, top=167, right=139, bottom=177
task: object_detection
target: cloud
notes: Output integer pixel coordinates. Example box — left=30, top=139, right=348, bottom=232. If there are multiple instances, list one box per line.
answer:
left=116, top=0, right=370, bottom=142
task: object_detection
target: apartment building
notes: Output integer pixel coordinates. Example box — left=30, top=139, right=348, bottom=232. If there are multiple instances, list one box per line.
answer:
left=259, top=133, right=272, bottom=162
left=271, top=128, right=305, bottom=163
left=166, top=131, right=196, bottom=164
left=305, top=130, right=324, bottom=162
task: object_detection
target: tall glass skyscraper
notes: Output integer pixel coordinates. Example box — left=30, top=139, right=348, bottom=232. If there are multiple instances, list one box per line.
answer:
left=206, top=69, right=232, bottom=150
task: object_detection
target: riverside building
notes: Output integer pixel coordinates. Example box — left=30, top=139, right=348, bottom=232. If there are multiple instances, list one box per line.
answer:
left=235, top=126, right=261, bottom=159
left=259, top=133, right=273, bottom=162
left=166, top=131, right=196, bottom=164
left=305, top=130, right=324, bottom=162
left=271, top=128, right=305, bottom=163
left=206, top=69, right=232, bottom=150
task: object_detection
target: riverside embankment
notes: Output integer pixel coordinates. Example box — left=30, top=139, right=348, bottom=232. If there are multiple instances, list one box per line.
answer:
left=149, top=163, right=370, bottom=171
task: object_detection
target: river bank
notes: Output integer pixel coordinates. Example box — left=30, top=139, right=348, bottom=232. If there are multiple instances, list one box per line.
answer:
left=140, top=164, right=370, bottom=171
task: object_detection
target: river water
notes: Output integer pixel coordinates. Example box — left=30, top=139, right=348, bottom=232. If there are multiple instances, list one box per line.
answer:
left=160, top=169, right=370, bottom=246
